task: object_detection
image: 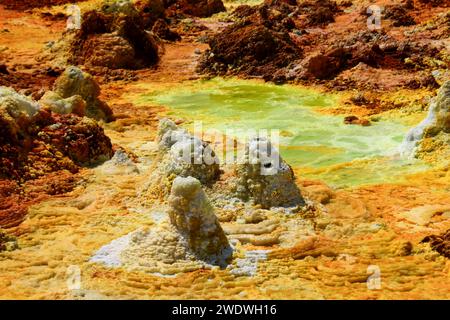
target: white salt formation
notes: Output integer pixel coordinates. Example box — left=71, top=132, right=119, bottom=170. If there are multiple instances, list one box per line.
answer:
left=39, top=91, right=86, bottom=116
left=234, top=136, right=305, bottom=209
left=98, top=149, right=139, bottom=176
left=156, top=118, right=220, bottom=184
left=400, top=81, right=450, bottom=158
left=91, top=176, right=232, bottom=275
left=168, top=176, right=231, bottom=262
left=228, top=250, right=269, bottom=277
left=0, top=86, right=40, bottom=118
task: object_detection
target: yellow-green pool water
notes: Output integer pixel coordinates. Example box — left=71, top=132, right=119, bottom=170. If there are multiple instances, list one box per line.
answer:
left=135, top=78, right=429, bottom=188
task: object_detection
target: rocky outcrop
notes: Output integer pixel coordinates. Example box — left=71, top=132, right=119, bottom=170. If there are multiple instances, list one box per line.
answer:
left=151, top=19, right=181, bottom=41
left=39, top=66, right=113, bottom=122
left=0, top=74, right=114, bottom=229
left=0, top=87, right=113, bottom=180
left=135, top=0, right=166, bottom=29
left=199, top=0, right=447, bottom=87
left=198, top=0, right=302, bottom=82
left=164, top=0, right=226, bottom=18
left=384, top=4, right=416, bottom=27
left=42, top=0, right=160, bottom=70
left=422, top=229, right=450, bottom=258
left=300, top=0, right=341, bottom=27
left=197, top=17, right=301, bottom=82
left=418, top=0, right=447, bottom=7
left=287, top=36, right=389, bottom=81
left=38, top=114, right=114, bottom=166
left=233, top=137, right=305, bottom=209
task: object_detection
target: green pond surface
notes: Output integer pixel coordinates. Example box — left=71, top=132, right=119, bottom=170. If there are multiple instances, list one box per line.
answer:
left=136, top=78, right=429, bottom=188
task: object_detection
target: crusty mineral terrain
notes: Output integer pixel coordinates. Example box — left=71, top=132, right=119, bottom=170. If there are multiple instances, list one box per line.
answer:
left=0, top=0, right=449, bottom=300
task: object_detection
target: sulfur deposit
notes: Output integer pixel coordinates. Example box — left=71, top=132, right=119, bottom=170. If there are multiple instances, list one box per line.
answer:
left=0, top=229, right=18, bottom=252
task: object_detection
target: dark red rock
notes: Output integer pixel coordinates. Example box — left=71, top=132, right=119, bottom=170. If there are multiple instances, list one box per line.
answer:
left=197, top=14, right=302, bottom=80
left=384, top=4, right=416, bottom=27
left=423, top=229, right=450, bottom=258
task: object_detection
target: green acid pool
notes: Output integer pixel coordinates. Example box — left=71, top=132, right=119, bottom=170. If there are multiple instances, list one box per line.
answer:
left=134, top=78, right=429, bottom=188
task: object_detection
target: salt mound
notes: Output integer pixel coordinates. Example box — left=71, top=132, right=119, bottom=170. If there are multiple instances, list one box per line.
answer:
left=92, top=176, right=232, bottom=275
left=168, top=176, right=231, bottom=261
left=155, top=118, right=220, bottom=185
left=234, top=136, right=305, bottom=209
left=98, top=149, right=139, bottom=176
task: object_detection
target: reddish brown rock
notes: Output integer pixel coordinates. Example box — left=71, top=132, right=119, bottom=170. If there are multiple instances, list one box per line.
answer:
left=198, top=18, right=301, bottom=81
left=294, top=54, right=336, bottom=80
left=165, top=0, right=226, bottom=18
left=39, top=114, right=114, bottom=166
left=344, top=115, right=371, bottom=126
left=0, top=89, right=113, bottom=180
left=0, top=179, right=27, bottom=229
left=422, top=229, right=450, bottom=258
left=384, top=4, right=416, bottom=27
left=0, top=0, right=88, bottom=11
left=135, top=0, right=166, bottom=29
left=0, top=87, right=113, bottom=229
left=69, top=8, right=159, bottom=70
left=304, top=0, right=340, bottom=26
left=151, top=18, right=181, bottom=41
left=418, top=0, right=448, bottom=7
